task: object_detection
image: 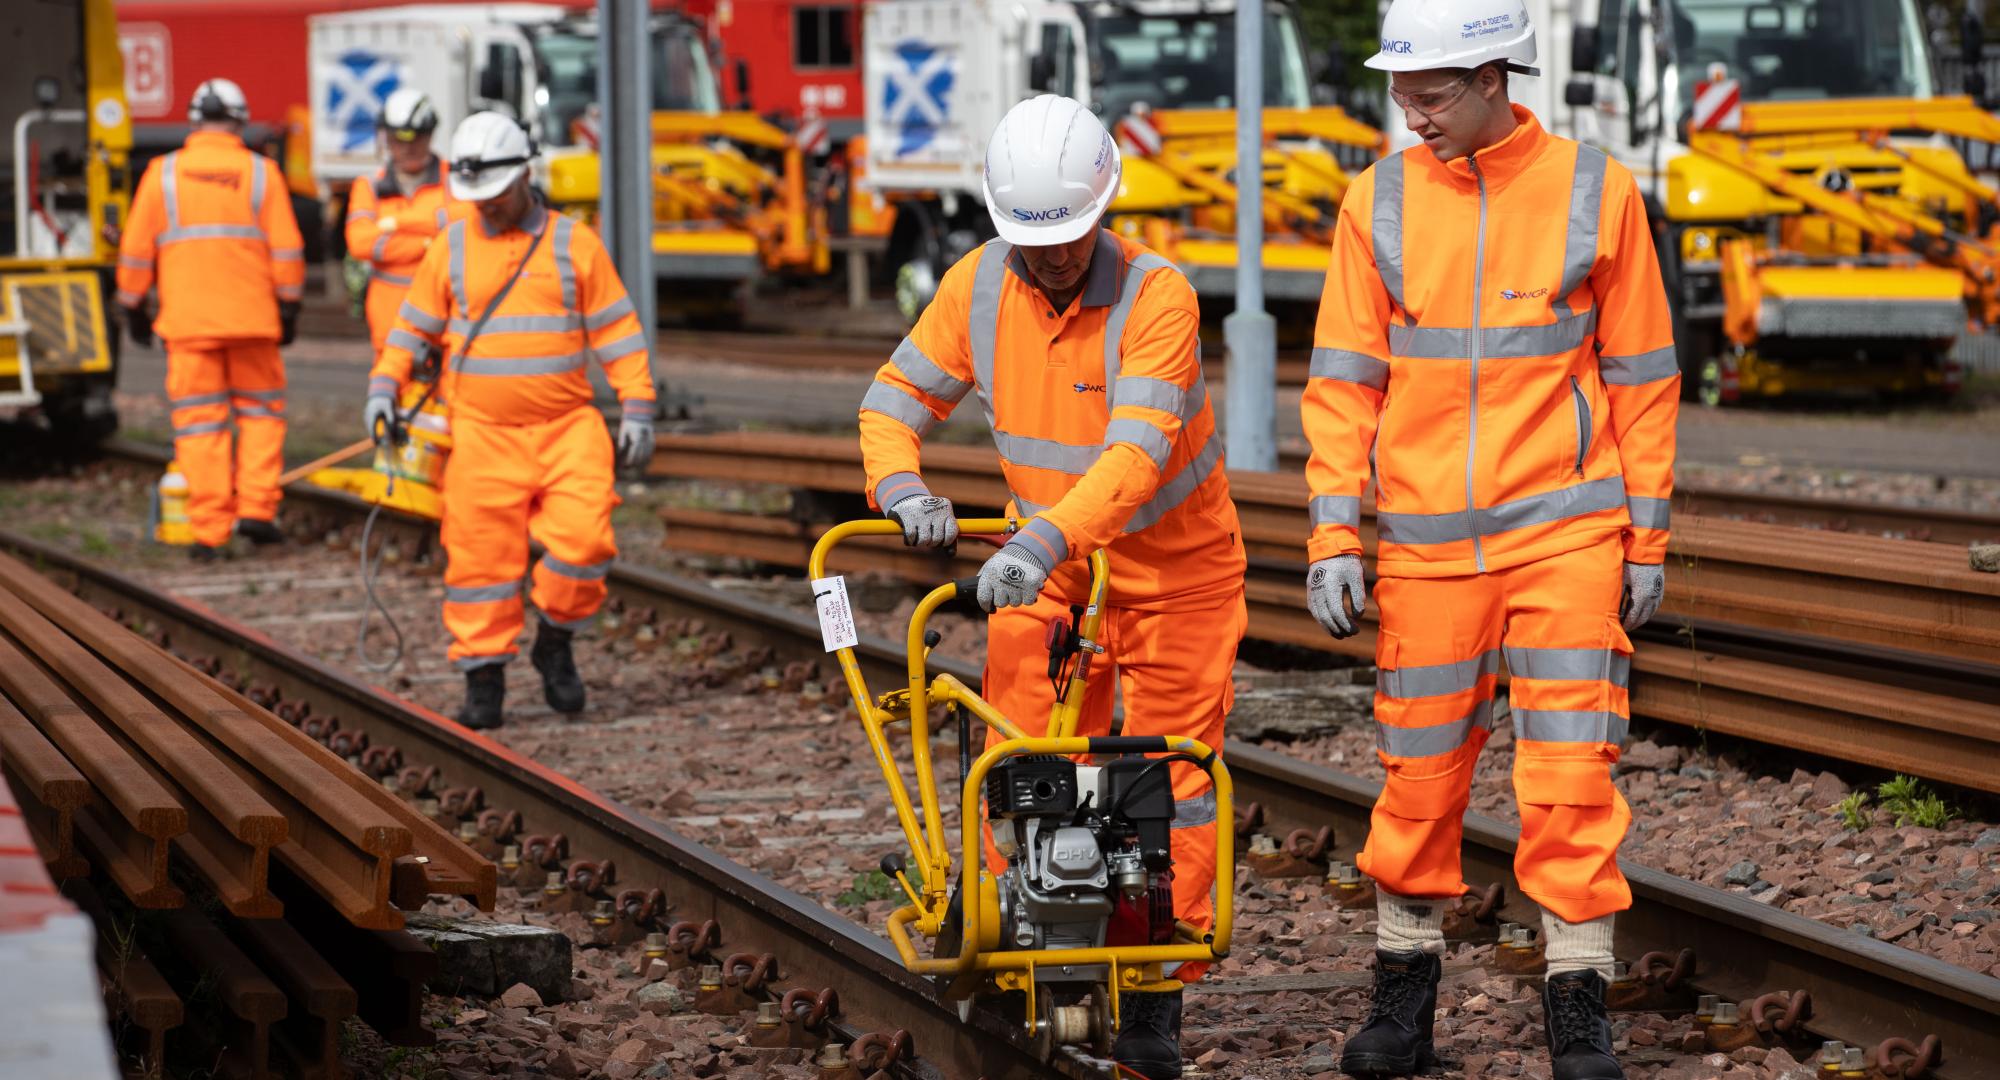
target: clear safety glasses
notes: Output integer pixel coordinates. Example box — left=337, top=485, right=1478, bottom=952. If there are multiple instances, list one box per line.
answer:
left=1389, top=72, right=1476, bottom=119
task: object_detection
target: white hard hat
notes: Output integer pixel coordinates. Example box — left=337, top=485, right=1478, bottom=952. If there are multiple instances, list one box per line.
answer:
left=188, top=78, right=250, bottom=124
left=1367, top=0, right=1539, bottom=75
left=448, top=111, right=535, bottom=201
left=379, top=88, right=438, bottom=140
left=982, top=95, right=1121, bottom=247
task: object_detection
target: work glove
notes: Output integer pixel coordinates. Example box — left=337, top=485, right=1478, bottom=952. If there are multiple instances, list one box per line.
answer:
left=364, top=393, right=398, bottom=444
left=1306, top=554, right=1367, bottom=639
left=976, top=540, right=1051, bottom=613
left=887, top=494, right=958, bottom=549
left=614, top=404, right=655, bottom=471
left=122, top=304, right=154, bottom=349
left=278, top=300, right=300, bottom=346
left=1620, top=561, right=1665, bottom=630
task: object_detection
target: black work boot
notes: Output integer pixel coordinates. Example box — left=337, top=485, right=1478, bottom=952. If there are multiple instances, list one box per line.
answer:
left=457, top=666, right=506, bottom=730
left=188, top=542, right=228, bottom=563
left=1340, top=949, right=1442, bottom=1077
left=1111, top=988, right=1182, bottom=1080
left=1542, top=971, right=1624, bottom=1079
left=530, top=620, right=586, bottom=714
left=235, top=518, right=284, bottom=545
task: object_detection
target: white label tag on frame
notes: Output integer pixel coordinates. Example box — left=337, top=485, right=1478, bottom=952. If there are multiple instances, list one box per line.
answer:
left=811, top=575, right=859, bottom=652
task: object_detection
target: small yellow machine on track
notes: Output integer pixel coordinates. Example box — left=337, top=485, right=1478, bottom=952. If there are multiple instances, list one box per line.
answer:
left=809, top=519, right=1234, bottom=1056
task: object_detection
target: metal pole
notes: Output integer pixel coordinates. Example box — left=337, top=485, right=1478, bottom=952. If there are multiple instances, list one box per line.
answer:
left=598, top=0, right=656, bottom=336
left=1222, top=3, right=1277, bottom=471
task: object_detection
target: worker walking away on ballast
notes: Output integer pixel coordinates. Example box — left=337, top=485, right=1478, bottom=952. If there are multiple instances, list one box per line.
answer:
left=1301, top=2, right=1678, bottom=1077
left=347, top=89, right=462, bottom=355
left=857, top=94, right=1246, bottom=1080
left=366, top=112, right=657, bottom=730
left=117, top=77, right=304, bottom=560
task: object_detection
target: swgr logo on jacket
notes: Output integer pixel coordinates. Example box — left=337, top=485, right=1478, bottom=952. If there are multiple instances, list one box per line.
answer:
left=1500, top=287, right=1549, bottom=300
left=1012, top=205, right=1073, bottom=223
left=183, top=169, right=242, bottom=191
left=1073, top=382, right=1106, bottom=394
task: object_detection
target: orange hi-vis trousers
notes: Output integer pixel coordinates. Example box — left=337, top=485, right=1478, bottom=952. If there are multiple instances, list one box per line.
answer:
left=166, top=340, right=286, bottom=546
left=981, top=588, right=1245, bottom=982
left=440, top=404, right=618, bottom=670
left=1357, top=535, right=1634, bottom=923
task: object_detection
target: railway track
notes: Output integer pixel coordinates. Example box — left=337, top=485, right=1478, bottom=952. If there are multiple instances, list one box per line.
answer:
left=69, top=443, right=2000, bottom=1076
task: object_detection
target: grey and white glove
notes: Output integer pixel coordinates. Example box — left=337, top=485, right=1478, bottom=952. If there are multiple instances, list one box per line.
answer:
left=887, top=494, right=958, bottom=549
left=976, top=541, right=1050, bottom=613
left=615, top=401, right=655, bottom=470
left=1306, top=555, right=1367, bottom=639
left=1620, top=561, right=1665, bottom=630
left=363, top=393, right=398, bottom=443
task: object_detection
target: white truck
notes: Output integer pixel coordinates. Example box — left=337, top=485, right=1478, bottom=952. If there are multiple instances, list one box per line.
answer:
left=860, top=0, right=1327, bottom=311
left=307, top=3, right=719, bottom=190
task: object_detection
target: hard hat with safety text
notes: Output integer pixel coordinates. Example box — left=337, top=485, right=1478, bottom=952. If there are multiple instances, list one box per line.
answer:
left=1367, top=0, right=1538, bottom=76
left=982, top=95, right=1121, bottom=247
left=448, top=112, right=535, bottom=202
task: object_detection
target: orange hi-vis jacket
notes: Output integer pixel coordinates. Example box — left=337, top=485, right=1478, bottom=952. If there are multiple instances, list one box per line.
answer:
left=345, top=156, right=460, bottom=290
left=371, top=204, right=656, bottom=424
left=860, top=230, right=1245, bottom=611
left=1305, top=106, right=1679, bottom=579
left=116, top=130, right=305, bottom=344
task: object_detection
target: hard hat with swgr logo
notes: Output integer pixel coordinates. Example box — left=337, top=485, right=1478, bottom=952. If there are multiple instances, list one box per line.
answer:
left=981, top=95, right=1121, bottom=247
left=1367, top=0, right=1539, bottom=76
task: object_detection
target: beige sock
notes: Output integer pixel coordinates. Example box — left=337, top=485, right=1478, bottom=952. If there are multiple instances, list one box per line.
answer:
left=1376, top=891, right=1446, bottom=955
left=1542, top=911, right=1616, bottom=980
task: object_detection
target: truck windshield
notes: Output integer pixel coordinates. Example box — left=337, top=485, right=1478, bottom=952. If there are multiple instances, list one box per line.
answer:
left=533, top=24, right=720, bottom=148
left=1670, top=0, right=1932, bottom=104
left=1091, top=9, right=1311, bottom=119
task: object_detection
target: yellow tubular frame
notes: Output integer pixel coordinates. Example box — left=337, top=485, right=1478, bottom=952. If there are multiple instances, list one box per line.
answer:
left=805, top=519, right=1235, bottom=1002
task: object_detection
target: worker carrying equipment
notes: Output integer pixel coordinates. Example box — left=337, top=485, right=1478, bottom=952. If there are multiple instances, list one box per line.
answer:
left=118, top=76, right=304, bottom=560
left=346, top=89, right=462, bottom=354
left=1304, top=3, right=1676, bottom=1078
left=858, top=94, right=1246, bottom=1080
left=369, top=111, right=656, bottom=731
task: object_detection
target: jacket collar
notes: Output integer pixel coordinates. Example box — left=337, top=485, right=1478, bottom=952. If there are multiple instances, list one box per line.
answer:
left=478, top=200, right=548, bottom=239
left=185, top=130, right=245, bottom=152
left=1004, top=229, right=1125, bottom=309
left=1432, top=104, right=1548, bottom=189
left=375, top=155, right=443, bottom=199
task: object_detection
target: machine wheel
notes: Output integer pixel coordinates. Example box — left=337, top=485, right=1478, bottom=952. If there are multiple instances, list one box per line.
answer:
left=929, top=886, right=965, bottom=997
left=1089, top=984, right=1114, bottom=1058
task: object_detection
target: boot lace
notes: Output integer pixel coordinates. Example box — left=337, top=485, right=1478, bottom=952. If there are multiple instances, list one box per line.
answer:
left=1546, top=977, right=1606, bottom=1051
left=1365, top=962, right=1426, bottom=1025
left=1123, top=992, right=1167, bottom=1032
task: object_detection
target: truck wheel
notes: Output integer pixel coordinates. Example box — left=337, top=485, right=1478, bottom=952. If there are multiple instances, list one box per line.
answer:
left=44, top=380, right=120, bottom=448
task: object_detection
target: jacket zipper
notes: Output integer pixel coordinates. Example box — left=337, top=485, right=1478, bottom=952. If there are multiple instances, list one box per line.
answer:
left=1570, top=375, right=1591, bottom=477
left=1467, top=156, right=1488, bottom=573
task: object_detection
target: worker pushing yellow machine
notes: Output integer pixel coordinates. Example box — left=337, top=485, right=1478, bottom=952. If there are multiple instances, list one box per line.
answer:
left=809, top=519, right=1233, bottom=1055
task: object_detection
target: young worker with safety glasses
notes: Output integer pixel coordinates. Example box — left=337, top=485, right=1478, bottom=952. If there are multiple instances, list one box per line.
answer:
left=1301, top=3, right=1679, bottom=1077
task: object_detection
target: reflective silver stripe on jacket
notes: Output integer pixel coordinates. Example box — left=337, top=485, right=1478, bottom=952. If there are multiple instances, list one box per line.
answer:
left=233, top=387, right=283, bottom=402
left=1600, top=345, right=1678, bottom=385
left=1309, top=494, right=1361, bottom=529
left=398, top=301, right=446, bottom=335
left=1377, top=476, right=1626, bottom=546
left=540, top=553, right=612, bottom=581
left=1104, top=417, right=1171, bottom=470
left=173, top=419, right=231, bottom=437
left=593, top=331, right=647, bottom=363
left=585, top=297, right=634, bottom=331
left=1376, top=699, right=1496, bottom=758
left=234, top=404, right=282, bottom=420
left=553, top=215, right=579, bottom=325
left=169, top=391, right=230, bottom=409
left=860, top=382, right=937, bottom=435
left=450, top=314, right=583, bottom=336
left=991, top=430, right=1097, bottom=474
left=1514, top=708, right=1627, bottom=746
left=1504, top=645, right=1630, bottom=688
left=446, top=221, right=469, bottom=314
left=250, top=157, right=266, bottom=214
left=160, top=223, right=266, bottom=245
left=454, top=352, right=590, bottom=376
left=874, top=471, right=928, bottom=508
left=162, top=152, right=180, bottom=228
left=1372, top=153, right=1406, bottom=310
left=1310, top=347, right=1389, bottom=389
left=1627, top=495, right=1670, bottom=530
left=1012, top=517, right=1069, bottom=571
left=372, top=269, right=414, bottom=287
left=1379, top=649, right=1501, bottom=699
left=890, top=337, right=973, bottom=402
left=1172, top=790, right=1217, bottom=828
left=966, top=239, right=1010, bottom=428
left=157, top=150, right=271, bottom=246
left=1558, top=145, right=1608, bottom=308
left=1388, top=309, right=1596, bottom=359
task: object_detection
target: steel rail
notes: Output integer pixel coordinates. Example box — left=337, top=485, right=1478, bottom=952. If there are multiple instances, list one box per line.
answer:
left=0, top=529, right=1090, bottom=1080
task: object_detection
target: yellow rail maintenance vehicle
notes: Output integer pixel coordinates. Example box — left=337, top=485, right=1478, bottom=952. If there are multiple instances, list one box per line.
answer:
left=1566, top=0, right=1996, bottom=405
left=809, top=518, right=1234, bottom=1059
left=2, top=0, right=129, bottom=445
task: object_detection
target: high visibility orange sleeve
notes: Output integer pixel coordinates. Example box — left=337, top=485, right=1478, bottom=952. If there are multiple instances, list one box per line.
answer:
left=260, top=157, right=306, bottom=303
left=571, top=226, right=654, bottom=406
left=1036, top=282, right=1201, bottom=554
left=1592, top=168, right=1679, bottom=565
left=1302, top=167, right=1390, bottom=564
left=370, top=239, right=451, bottom=392
left=858, top=253, right=976, bottom=511
left=345, top=177, right=383, bottom=263
left=114, top=159, right=166, bottom=308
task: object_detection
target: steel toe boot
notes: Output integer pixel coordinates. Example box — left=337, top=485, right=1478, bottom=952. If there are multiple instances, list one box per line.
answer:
left=531, top=620, right=586, bottom=714
left=1541, top=971, right=1624, bottom=1080
left=1111, top=988, right=1183, bottom=1080
left=457, top=665, right=506, bottom=730
left=236, top=518, right=284, bottom=545
left=1340, top=949, right=1441, bottom=1076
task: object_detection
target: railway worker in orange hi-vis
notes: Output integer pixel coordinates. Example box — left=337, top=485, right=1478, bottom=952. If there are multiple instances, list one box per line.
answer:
left=856, top=94, right=1245, bottom=1080
left=346, top=89, right=463, bottom=354
left=1302, top=3, right=1678, bottom=1078
left=366, top=112, right=657, bottom=731
left=117, top=77, right=304, bottom=561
